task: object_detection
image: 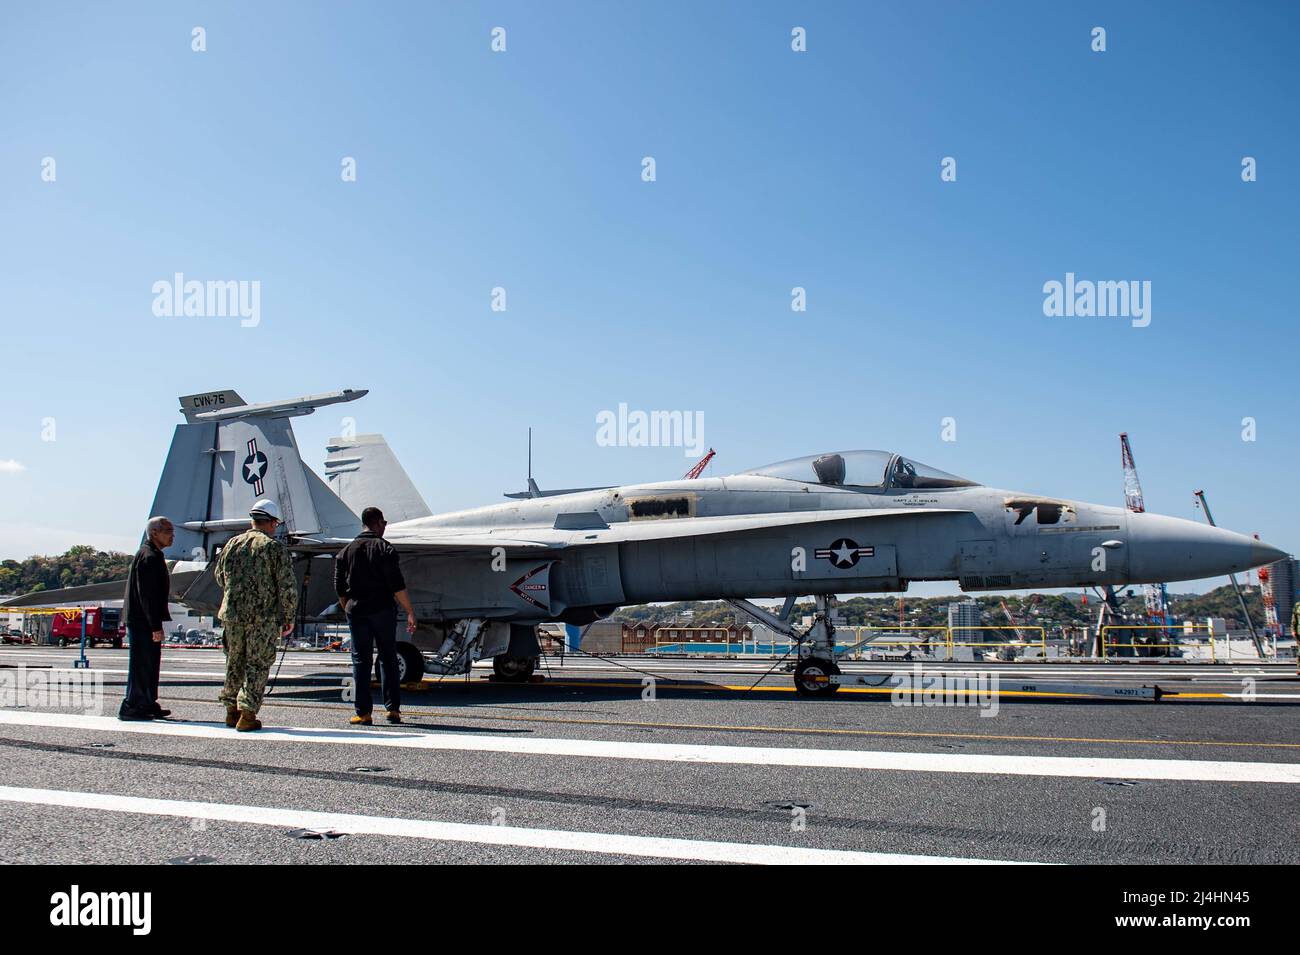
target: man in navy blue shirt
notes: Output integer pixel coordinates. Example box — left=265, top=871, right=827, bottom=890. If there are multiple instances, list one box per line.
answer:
left=334, top=507, right=417, bottom=725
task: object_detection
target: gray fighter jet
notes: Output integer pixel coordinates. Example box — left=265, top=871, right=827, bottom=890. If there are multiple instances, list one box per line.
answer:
left=8, top=388, right=1286, bottom=696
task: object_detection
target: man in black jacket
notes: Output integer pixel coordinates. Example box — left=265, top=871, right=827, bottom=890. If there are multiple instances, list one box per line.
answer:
left=119, top=516, right=174, bottom=721
left=334, top=507, right=417, bottom=725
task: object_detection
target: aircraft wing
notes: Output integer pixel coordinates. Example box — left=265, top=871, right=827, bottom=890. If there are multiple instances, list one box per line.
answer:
left=1, top=579, right=130, bottom=608
left=0, top=567, right=210, bottom=609
left=291, top=533, right=560, bottom=557
left=326, top=507, right=972, bottom=556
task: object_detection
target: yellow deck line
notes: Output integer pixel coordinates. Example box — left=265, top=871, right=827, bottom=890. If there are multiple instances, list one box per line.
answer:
left=403, top=677, right=1238, bottom=701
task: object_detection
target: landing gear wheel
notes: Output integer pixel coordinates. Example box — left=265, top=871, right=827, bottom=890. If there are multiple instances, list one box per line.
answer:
left=794, top=657, right=840, bottom=698
left=390, top=643, right=425, bottom=684
left=493, top=655, right=537, bottom=683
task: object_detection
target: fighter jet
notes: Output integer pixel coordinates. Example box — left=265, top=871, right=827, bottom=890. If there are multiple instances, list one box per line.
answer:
left=7, top=388, right=1286, bottom=696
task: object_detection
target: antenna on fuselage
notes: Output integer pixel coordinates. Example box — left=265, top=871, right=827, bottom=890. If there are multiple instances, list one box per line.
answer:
left=526, top=428, right=540, bottom=498
left=502, top=427, right=614, bottom=500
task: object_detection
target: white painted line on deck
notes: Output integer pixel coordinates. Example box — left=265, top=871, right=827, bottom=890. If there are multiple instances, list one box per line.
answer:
left=6, top=668, right=339, bottom=681
left=0, top=785, right=1029, bottom=865
left=2, top=709, right=1297, bottom=784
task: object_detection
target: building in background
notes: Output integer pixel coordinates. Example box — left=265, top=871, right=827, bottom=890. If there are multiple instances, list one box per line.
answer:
left=1262, top=557, right=1298, bottom=637
left=948, top=600, right=981, bottom=636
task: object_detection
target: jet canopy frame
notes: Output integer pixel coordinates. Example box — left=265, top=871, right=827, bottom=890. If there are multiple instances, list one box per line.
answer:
left=742, top=450, right=978, bottom=491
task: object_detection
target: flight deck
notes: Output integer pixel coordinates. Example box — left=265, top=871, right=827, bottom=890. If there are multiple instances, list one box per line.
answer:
left=2, top=645, right=1295, bottom=866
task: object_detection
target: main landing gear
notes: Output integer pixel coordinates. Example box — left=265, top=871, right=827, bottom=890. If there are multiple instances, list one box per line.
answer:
left=793, top=655, right=841, bottom=698
left=400, top=620, right=541, bottom=683
left=725, top=595, right=842, bottom=698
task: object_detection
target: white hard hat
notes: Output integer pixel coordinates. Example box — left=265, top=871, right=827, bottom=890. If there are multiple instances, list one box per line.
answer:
left=249, top=498, right=282, bottom=522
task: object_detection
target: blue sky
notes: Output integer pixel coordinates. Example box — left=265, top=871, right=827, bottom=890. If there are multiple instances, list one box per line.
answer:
left=1, top=2, right=1296, bottom=595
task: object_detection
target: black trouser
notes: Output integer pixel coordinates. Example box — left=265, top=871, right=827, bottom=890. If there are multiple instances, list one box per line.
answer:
left=121, top=624, right=161, bottom=714
left=349, top=605, right=399, bottom=715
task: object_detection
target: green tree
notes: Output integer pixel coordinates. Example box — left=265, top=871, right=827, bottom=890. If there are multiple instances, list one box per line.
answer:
left=0, top=547, right=132, bottom=597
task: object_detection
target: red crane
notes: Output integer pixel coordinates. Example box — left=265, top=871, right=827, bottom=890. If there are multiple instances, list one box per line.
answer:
left=683, top=448, right=715, bottom=480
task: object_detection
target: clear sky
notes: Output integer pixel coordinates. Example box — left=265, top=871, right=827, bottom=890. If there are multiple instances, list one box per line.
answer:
left=1, top=2, right=1296, bottom=596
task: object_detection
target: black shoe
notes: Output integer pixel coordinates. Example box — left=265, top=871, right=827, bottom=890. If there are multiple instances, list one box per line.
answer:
left=151, top=707, right=172, bottom=718
left=118, top=707, right=154, bottom=722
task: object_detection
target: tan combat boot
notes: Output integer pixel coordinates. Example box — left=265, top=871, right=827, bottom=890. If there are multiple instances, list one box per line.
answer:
left=225, top=706, right=239, bottom=728
left=235, top=710, right=263, bottom=732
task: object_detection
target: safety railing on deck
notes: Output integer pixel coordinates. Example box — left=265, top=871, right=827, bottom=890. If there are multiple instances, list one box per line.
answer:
left=650, top=624, right=1051, bottom=661
left=1100, top=623, right=1218, bottom=661
left=946, top=626, right=1048, bottom=661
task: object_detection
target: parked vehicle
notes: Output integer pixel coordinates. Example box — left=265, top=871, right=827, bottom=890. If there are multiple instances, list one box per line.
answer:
left=51, top=607, right=122, bottom=648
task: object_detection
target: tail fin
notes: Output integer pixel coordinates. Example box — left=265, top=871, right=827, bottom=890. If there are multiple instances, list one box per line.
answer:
left=150, top=389, right=366, bottom=560
left=324, top=434, right=432, bottom=523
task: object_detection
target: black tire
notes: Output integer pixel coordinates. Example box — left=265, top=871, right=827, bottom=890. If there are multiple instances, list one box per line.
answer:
left=794, top=657, right=840, bottom=698
left=385, top=643, right=424, bottom=684
left=492, top=655, right=537, bottom=683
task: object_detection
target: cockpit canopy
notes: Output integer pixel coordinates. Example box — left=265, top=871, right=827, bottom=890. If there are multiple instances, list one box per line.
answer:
left=742, top=450, right=978, bottom=490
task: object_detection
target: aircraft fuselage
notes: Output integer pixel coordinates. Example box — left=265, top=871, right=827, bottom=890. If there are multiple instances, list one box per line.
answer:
left=388, top=475, right=1282, bottom=624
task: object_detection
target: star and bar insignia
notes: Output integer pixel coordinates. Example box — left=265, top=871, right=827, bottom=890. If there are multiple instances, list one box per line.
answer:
left=814, top=537, right=875, bottom=569
left=242, top=438, right=268, bottom=495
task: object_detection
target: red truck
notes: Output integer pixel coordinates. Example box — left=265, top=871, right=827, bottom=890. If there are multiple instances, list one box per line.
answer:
left=51, top=607, right=123, bottom=648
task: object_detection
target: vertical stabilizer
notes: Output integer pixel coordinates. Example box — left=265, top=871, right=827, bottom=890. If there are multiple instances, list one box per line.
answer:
left=324, top=434, right=432, bottom=524
left=149, top=389, right=367, bottom=559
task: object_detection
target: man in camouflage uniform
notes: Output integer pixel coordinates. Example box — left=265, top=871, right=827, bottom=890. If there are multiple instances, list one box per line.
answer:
left=215, top=498, right=298, bottom=732
left=1293, top=601, right=1300, bottom=676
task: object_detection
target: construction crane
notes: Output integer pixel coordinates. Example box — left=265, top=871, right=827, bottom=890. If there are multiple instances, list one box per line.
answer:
left=998, top=598, right=1028, bottom=643
left=1119, top=433, right=1172, bottom=643
left=1256, top=545, right=1281, bottom=640
left=1192, top=489, right=1266, bottom=657
left=683, top=448, right=715, bottom=480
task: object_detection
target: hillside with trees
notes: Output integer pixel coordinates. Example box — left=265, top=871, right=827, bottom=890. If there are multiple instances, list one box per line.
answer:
left=0, top=546, right=133, bottom=597
left=614, top=585, right=1268, bottom=633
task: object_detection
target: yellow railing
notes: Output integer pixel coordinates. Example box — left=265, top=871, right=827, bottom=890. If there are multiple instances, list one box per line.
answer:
left=842, top=626, right=1046, bottom=661
left=1100, top=624, right=1215, bottom=661
left=648, top=625, right=1054, bottom=660
left=947, top=626, right=1047, bottom=660
left=841, top=626, right=949, bottom=660
left=2, top=606, right=99, bottom=616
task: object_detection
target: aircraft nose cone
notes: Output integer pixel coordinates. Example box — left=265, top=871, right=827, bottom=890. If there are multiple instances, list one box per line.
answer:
left=1252, top=539, right=1288, bottom=568
left=1127, top=513, right=1279, bottom=583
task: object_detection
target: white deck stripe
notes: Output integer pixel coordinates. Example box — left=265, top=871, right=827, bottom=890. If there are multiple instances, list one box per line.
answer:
left=2, top=709, right=1297, bottom=783
left=0, top=785, right=1028, bottom=865
left=10, top=668, right=340, bottom=680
